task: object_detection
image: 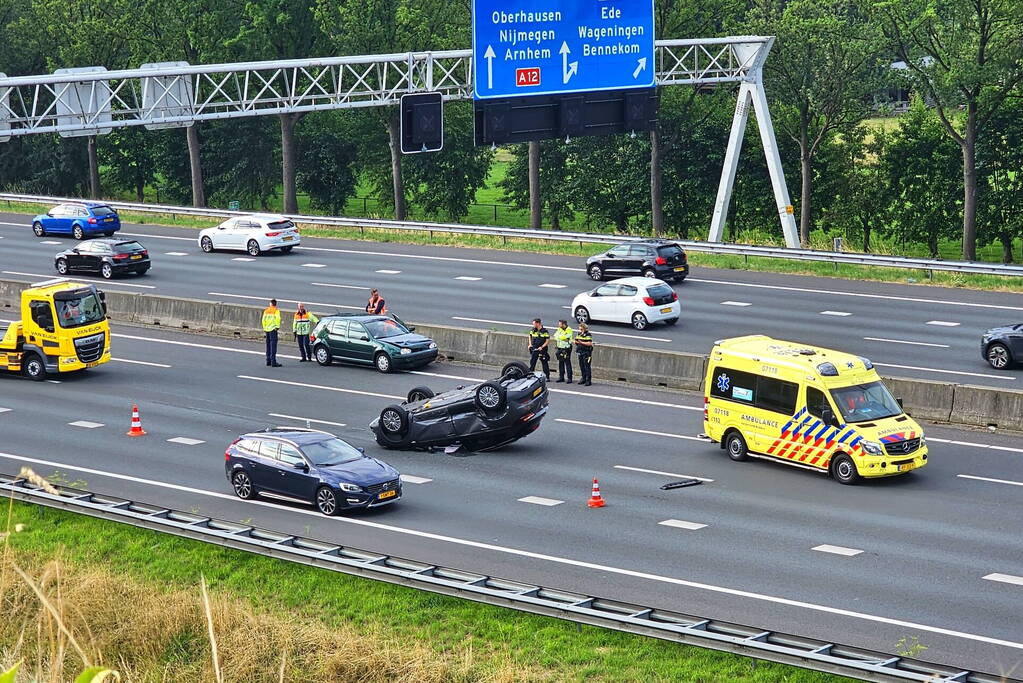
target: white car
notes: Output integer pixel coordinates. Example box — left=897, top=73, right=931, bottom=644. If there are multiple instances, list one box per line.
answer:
left=198, top=214, right=300, bottom=256
left=571, top=277, right=680, bottom=330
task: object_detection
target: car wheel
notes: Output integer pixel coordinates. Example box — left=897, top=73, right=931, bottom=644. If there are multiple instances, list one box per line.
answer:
left=631, top=312, right=648, bottom=330
left=574, top=306, right=590, bottom=324
left=280, top=245, right=294, bottom=254
left=247, top=240, right=261, bottom=256
left=379, top=404, right=409, bottom=436
left=100, top=263, right=113, bottom=279
left=104, top=231, right=115, bottom=237
left=374, top=353, right=392, bottom=373
left=316, top=487, right=340, bottom=516
left=642, top=268, right=656, bottom=278
left=831, top=454, right=860, bottom=485
left=56, top=258, right=69, bottom=275
left=475, top=381, right=507, bottom=413
left=32, top=222, right=45, bottom=237
left=313, top=344, right=332, bottom=366
left=986, top=343, right=1012, bottom=370
left=665, top=317, right=679, bottom=326
left=23, top=353, right=46, bottom=381
left=231, top=471, right=256, bottom=500
left=588, top=264, right=603, bottom=281
left=200, top=236, right=215, bottom=253
left=406, top=386, right=435, bottom=403
left=501, top=361, right=530, bottom=380
left=72, top=225, right=85, bottom=240
left=725, top=431, right=748, bottom=462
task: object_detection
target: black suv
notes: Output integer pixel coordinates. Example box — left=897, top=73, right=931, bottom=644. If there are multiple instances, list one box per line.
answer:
left=981, top=323, right=1023, bottom=369
left=585, top=240, right=688, bottom=282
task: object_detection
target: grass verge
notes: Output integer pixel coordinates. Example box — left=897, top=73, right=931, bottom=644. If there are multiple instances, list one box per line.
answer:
left=2, top=498, right=853, bottom=682
left=4, top=198, right=1021, bottom=294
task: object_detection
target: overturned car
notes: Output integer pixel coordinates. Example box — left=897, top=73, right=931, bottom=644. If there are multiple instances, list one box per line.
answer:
left=370, top=362, right=549, bottom=452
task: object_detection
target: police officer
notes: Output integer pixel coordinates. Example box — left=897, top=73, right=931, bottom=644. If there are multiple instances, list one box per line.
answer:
left=526, top=318, right=551, bottom=380
left=262, top=298, right=282, bottom=367
left=292, top=303, right=318, bottom=362
left=553, top=319, right=574, bottom=383
left=575, top=322, right=593, bottom=386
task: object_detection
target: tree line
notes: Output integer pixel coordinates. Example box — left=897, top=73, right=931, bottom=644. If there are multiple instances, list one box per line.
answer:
left=1, top=0, right=1020, bottom=261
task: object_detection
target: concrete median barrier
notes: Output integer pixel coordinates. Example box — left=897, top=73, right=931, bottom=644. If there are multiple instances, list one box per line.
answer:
left=212, top=302, right=263, bottom=339
left=412, top=323, right=487, bottom=362
left=882, top=376, right=955, bottom=423
left=134, top=294, right=221, bottom=333
left=950, top=384, right=1023, bottom=432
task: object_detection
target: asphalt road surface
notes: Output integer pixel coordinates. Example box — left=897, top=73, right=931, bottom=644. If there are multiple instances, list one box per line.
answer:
left=1, top=213, right=1021, bottom=389
left=0, top=322, right=1021, bottom=675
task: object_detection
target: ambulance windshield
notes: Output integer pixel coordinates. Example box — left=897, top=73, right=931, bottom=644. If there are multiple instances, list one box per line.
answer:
left=830, top=381, right=902, bottom=423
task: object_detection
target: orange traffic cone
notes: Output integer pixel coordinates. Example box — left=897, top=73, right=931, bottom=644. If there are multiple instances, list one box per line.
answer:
left=587, top=478, right=605, bottom=508
left=126, top=404, right=147, bottom=437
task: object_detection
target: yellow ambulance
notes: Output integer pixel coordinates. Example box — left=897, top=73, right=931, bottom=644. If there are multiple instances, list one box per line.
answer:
left=702, top=335, right=928, bottom=484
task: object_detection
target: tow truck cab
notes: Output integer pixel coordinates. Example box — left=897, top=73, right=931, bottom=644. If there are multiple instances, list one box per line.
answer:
left=0, top=279, right=111, bottom=380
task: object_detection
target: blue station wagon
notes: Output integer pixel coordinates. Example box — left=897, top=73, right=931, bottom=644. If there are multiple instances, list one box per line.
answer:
left=32, top=202, right=121, bottom=240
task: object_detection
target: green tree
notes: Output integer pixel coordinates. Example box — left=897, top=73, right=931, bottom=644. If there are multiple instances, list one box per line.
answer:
left=820, top=124, right=891, bottom=253
left=567, top=135, right=650, bottom=233
left=499, top=142, right=576, bottom=230
left=977, top=99, right=1023, bottom=263
left=296, top=111, right=359, bottom=215
left=874, top=0, right=1023, bottom=260
left=99, top=127, right=157, bottom=201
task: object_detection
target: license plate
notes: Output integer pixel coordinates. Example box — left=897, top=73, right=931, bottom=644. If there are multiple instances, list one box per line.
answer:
left=104, top=217, right=114, bottom=222
left=897, top=463, right=913, bottom=472
left=283, top=235, right=295, bottom=241
left=532, top=387, right=542, bottom=397
left=660, top=307, right=673, bottom=314
left=86, top=361, right=100, bottom=368
left=130, top=254, right=142, bottom=260
left=674, top=266, right=685, bottom=271
left=378, top=489, right=397, bottom=500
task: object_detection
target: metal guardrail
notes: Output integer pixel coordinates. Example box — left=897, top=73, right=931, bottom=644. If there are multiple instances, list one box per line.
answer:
left=4, top=192, right=1023, bottom=277
left=2, top=473, right=1016, bottom=683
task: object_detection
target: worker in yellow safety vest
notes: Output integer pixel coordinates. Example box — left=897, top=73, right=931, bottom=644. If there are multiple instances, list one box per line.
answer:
left=292, top=303, right=319, bottom=362
left=262, top=298, right=282, bottom=367
left=553, top=319, right=574, bottom=383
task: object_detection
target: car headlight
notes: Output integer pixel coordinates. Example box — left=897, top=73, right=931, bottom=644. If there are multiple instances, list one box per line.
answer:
left=337, top=482, right=362, bottom=492
left=400, top=347, right=412, bottom=355
left=429, top=342, right=437, bottom=349
left=861, top=440, right=883, bottom=455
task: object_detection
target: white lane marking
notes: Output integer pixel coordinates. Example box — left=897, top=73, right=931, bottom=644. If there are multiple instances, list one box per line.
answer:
left=613, top=465, right=713, bottom=482
left=872, top=362, right=1012, bottom=381
left=0, top=221, right=23, bottom=226
left=301, top=263, right=326, bottom=268
left=984, top=573, right=1023, bottom=587
left=1, top=271, right=156, bottom=289
left=310, top=282, right=370, bottom=291
left=451, top=316, right=673, bottom=343
left=111, top=358, right=172, bottom=368
left=820, top=311, right=851, bottom=317
left=957, top=474, right=1023, bottom=487
left=720, top=301, right=752, bottom=307
left=455, top=276, right=481, bottom=281
left=538, top=283, right=566, bottom=289
left=298, top=245, right=580, bottom=271
left=167, top=437, right=205, bottom=446
left=989, top=444, right=1023, bottom=454
left=120, top=232, right=195, bottom=241
left=927, top=320, right=960, bottom=327
left=0, top=407, right=11, bottom=414
left=556, top=418, right=705, bottom=442
left=41, top=240, right=61, bottom=245
left=239, top=375, right=402, bottom=401
left=209, top=292, right=362, bottom=311
left=929, top=437, right=1023, bottom=454
left=165, top=251, right=189, bottom=256
left=399, top=475, right=433, bottom=484
left=232, top=257, right=255, bottom=262
left=268, top=413, right=347, bottom=428
left=518, top=496, right=564, bottom=506
left=863, top=337, right=950, bottom=348
left=375, top=269, right=401, bottom=274
left=659, top=519, right=707, bottom=531
left=950, top=440, right=988, bottom=448
left=0, top=450, right=1021, bottom=652
left=691, top=276, right=1023, bottom=312
left=812, top=544, right=864, bottom=557
left=46, top=380, right=61, bottom=384
left=68, top=420, right=104, bottom=429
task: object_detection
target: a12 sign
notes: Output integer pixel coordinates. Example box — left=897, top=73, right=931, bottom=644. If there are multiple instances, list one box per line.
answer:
left=516, top=68, right=541, bottom=88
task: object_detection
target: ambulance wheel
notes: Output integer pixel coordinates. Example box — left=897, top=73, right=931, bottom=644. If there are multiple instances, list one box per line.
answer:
left=725, top=431, right=748, bottom=462
left=23, top=353, right=46, bottom=381
left=831, top=455, right=860, bottom=485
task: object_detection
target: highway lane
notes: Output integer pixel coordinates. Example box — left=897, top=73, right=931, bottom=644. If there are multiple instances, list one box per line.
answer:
left=1, top=214, right=1021, bottom=388
left=0, top=324, right=1021, bottom=674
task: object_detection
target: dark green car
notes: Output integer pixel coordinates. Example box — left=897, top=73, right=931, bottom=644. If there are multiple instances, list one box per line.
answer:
left=311, top=314, right=438, bottom=373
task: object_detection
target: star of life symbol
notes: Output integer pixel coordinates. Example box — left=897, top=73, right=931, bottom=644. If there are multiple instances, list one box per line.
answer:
left=846, top=361, right=855, bottom=369
left=716, top=373, right=730, bottom=393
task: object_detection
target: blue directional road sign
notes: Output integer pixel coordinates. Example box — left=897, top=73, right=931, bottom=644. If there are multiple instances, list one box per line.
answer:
left=472, top=0, right=655, bottom=100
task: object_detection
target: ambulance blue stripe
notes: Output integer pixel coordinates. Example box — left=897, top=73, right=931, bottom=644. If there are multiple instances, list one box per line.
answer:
left=838, top=429, right=854, bottom=443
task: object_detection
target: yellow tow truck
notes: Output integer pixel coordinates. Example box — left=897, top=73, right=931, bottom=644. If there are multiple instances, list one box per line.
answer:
left=0, top=278, right=111, bottom=381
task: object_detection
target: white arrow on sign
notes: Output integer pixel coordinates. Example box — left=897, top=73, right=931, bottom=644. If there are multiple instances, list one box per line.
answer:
left=633, top=57, right=648, bottom=79
left=560, top=41, right=578, bottom=84
left=484, top=45, right=496, bottom=89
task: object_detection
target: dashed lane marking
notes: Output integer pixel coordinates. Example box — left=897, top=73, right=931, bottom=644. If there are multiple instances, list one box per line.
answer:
left=518, top=496, right=564, bottom=506
left=872, top=362, right=1012, bottom=381
left=451, top=316, right=673, bottom=343
left=399, top=475, right=433, bottom=484
left=111, top=358, right=172, bottom=368
left=957, top=474, right=1023, bottom=487
left=659, top=519, right=707, bottom=530
left=0, top=221, right=23, bottom=226
left=863, top=337, right=950, bottom=348
left=375, top=269, right=401, bottom=274
left=239, top=375, right=402, bottom=401
left=983, top=573, right=1023, bottom=587
left=41, top=240, right=61, bottom=245
left=167, top=437, right=205, bottom=446
left=231, top=257, right=255, bottom=262
left=301, top=263, right=326, bottom=268
left=165, top=251, right=189, bottom=256
left=556, top=418, right=705, bottom=442
left=268, top=413, right=347, bottom=428
left=538, top=283, right=566, bottom=288
left=0, top=449, right=1021, bottom=651
left=927, top=320, right=960, bottom=327
left=310, top=282, right=370, bottom=290
left=812, top=544, right=864, bottom=557
left=720, top=301, right=752, bottom=307
left=0, top=407, right=10, bottom=414
left=820, top=311, right=851, bottom=317
left=209, top=292, right=362, bottom=311
left=68, top=421, right=104, bottom=429
left=2, top=271, right=156, bottom=289
left=455, top=276, right=482, bottom=281
left=613, top=465, right=713, bottom=482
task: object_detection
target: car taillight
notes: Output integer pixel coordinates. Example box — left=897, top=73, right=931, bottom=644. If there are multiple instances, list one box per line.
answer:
left=265, top=231, right=281, bottom=237
left=703, top=396, right=709, bottom=421
left=226, top=438, right=240, bottom=460
left=655, top=256, right=666, bottom=265
left=113, top=254, right=129, bottom=260
left=643, top=296, right=655, bottom=306
left=141, top=250, right=148, bottom=257
left=672, top=292, right=678, bottom=301
left=88, top=217, right=97, bottom=224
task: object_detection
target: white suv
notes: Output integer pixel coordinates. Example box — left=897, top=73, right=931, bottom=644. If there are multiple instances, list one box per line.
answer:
left=572, top=277, right=680, bottom=330
left=199, top=214, right=300, bottom=256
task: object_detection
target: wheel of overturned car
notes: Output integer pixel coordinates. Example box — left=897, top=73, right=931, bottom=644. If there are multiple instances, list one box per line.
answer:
left=501, top=361, right=529, bottom=380
left=406, top=386, right=435, bottom=403
left=379, top=404, right=409, bottom=438
left=475, top=381, right=506, bottom=414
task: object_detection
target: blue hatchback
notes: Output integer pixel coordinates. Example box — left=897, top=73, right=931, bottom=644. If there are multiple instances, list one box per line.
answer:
left=32, top=202, right=121, bottom=240
left=224, top=428, right=402, bottom=515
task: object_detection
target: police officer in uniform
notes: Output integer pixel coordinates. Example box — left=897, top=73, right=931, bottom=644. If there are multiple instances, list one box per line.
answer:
left=526, top=318, right=551, bottom=380
left=262, top=298, right=282, bottom=367
left=292, top=303, right=319, bottom=362
left=574, top=322, right=593, bottom=386
left=553, top=319, right=574, bottom=383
